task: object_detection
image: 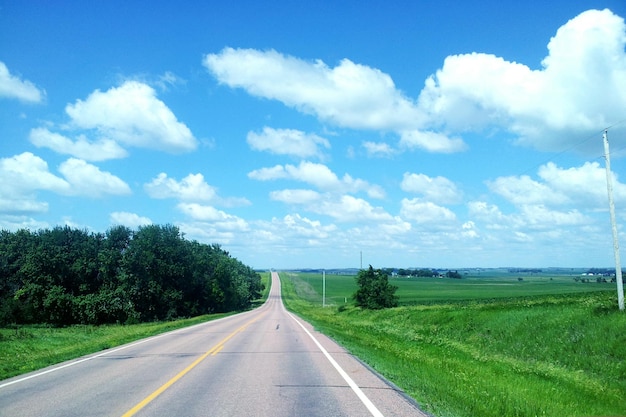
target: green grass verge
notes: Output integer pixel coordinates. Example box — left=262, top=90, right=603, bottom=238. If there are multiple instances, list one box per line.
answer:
left=0, top=314, right=233, bottom=381
left=281, top=272, right=626, bottom=417
left=0, top=272, right=272, bottom=381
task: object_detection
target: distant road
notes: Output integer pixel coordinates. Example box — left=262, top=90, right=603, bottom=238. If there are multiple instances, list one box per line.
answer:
left=0, top=272, right=428, bottom=416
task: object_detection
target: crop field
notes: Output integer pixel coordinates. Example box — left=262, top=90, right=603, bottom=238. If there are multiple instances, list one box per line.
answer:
left=281, top=270, right=625, bottom=417
left=289, top=269, right=616, bottom=305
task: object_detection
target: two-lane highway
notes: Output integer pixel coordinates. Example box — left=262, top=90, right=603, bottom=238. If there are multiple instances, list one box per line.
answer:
left=0, top=272, right=428, bottom=416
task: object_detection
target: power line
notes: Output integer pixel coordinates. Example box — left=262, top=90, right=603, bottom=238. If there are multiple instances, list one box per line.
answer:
left=517, top=121, right=626, bottom=178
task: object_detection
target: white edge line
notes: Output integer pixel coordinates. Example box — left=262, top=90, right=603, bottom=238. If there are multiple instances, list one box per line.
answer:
left=0, top=309, right=258, bottom=390
left=286, top=310, right=385, bottom=417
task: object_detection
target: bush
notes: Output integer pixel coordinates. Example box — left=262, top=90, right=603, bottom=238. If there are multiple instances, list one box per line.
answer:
left=353, top=266, right=399, bottom=309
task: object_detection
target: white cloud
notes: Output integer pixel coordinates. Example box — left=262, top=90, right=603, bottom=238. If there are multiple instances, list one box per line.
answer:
left=280, top=213, right=338, bottom=239
left=363, top=141, right=396, bottom=158
left=270, top=189, right=394, bottom=223
left=145, top=173, right=217, bottom=202
left=0, top=152, right=70, bottom=195
left=58, top=158, right=131, bottom=198
left=468, top=201, right=512, bottom=228
left=177, top=203, right=249, bottom=231
left=400, top=198, right=457, bottom=226
left=488, top=161, right=626, bottom=209
left=318, top=195, right=394, bottom=223
left=0, top=62, right=45, bottom=103
left=0, top=153, right=128, bottom=214
left=204, top=11, right=626, bottom=156
left=401, top=172, right=462, bottom=204
left=65, top=80, right=197, bottom=153
left=399, top=130, right=467, bottom=153
left=247, top=127, right=330, bottom=159
left=204, top=48, right=464, bottom=154
left=270, top=189, right=321, bottom=205
left=519, top=205, right=589, bottom=229
left=144, top=173, right=251, bottom=207
left=204, top=47, right=423, bottom=131
left=29, top=127, right=129, bottom=161
left=538, top=161, right=626, bottom=205
left=155, top=71, right=186, bottom=92
left=247, top=165, right=287, bottom=181
left=249, top=161, right=385, bottom=198
left=487, top=175, right=566, bottom=206
left=110, top=211, right=152, bottom=228
left=417, top=9, right=626, bottom=152
left=175, top=202, right=251, bottom=250
left=462, top=221, right=479, bottom=239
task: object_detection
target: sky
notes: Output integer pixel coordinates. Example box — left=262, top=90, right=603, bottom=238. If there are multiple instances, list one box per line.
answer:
left=2, top=1, right=626, bottom=270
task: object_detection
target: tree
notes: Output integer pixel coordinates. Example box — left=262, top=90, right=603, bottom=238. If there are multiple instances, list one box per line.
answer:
left=353, top=266, right=398, bottom=309
left=1, top=224, right=263, bottom=325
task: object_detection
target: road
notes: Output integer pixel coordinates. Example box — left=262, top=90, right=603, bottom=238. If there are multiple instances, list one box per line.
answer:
left=0, top=272, right=428, bottom=416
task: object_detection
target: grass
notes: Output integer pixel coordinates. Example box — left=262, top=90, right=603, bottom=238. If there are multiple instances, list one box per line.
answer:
left=0, top=314, right=233, bottom=380
left=282, top=271, right=626, bottom=417
left=0, top=272, right=272, bottom=381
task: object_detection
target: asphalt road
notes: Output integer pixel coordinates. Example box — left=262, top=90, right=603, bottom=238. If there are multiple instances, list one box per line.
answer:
left=0, top=272, right=428, bottom=416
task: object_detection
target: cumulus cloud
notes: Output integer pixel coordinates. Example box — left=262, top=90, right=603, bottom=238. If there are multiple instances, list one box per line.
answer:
left=401, top=172, right=462, bottom=204
left=145, top=173, right=217, bottom=202
left=58, top=158, right=131, bottom=198
left=537, top=161, right=625, bottom=204
left=110, top=211, right=152, bottom=228
left=206, top=10, right=626, bottom=155
left=65, top=81, right=197, bottom=153
left=29, top=127, right=129, bottom=161
left=0, top=152, right=70, bottom=196
left=270, top=189, right=393, bottom=223
left=145, top=172, right=249, bottom=207
left=0, top=153, right=62, bottom=213
left=175, top=203, right=249, bottom=246
left=204, top=47, right=462, bottom=153
left=468, top=199, right=591, bottom=236
left=488, top=161, right=626, bottom=208
left=0, top=153, right=129, bottom=214
left=270, top=189, right=321, bottom=205
left=316, top=195, right=395, bottom=223
left=418, top=9, right=626, bottom=152
left=399, top=130, right=467, bottom=153
left=204, top=47, right=423, bottom=130
left=247, top=127, right=330, bottom=159
left=177, top=203, right=249, bottom=231
left=249, top=161, right=385, bottom=198
left=28, top=80, right=197, bottom=161
left=0, top=62, right=45, bottom=103
left=519, top=205, right=589, bottom=229
left=280, top=213, right=338, bottom=239
left=363, top=141, right=396, bottom=158
left=400, top=198, right=457, bottom=226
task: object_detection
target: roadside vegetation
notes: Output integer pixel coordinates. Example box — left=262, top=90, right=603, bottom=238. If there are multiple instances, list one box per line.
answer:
left=281, top=271, right=626, bottom=417
left=0, top=225, right=263, bottom=326
left=0, top=273, right=270, bottom=381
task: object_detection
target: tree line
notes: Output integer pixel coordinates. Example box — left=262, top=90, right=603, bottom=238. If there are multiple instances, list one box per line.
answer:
left=0, top=225, right=263, bottom=326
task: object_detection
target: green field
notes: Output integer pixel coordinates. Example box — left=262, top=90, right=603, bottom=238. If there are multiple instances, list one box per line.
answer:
left=291, top=270, right=616, bottom=305
left=282, top=271, right=625, bottom=417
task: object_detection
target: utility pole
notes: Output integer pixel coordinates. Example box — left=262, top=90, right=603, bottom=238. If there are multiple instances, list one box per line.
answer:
left=322, top=269, right=326, bottom=308
left=603, top=129, right=625, bottom=311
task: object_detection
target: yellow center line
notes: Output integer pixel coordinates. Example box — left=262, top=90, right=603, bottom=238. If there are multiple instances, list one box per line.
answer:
left=120, top=313, right=262, bottom=417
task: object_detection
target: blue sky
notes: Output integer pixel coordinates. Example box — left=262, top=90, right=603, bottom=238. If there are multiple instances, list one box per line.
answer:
left=2, top=1, right=626, bottom=269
